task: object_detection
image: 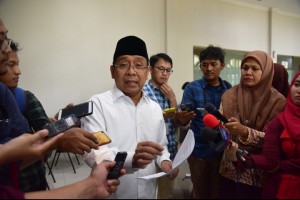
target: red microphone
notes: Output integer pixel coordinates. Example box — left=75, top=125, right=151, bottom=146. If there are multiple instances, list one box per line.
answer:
left=203, top=114, right=221, bottom=129
left=202, top=113, right=249, bottom=159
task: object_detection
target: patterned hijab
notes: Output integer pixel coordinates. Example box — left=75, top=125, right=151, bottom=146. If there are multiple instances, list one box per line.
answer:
left=272, top=63, right=289, bottom=98
left=278, top=71, right=300, bottom=140
left=222, top=51, right=286, bottom=130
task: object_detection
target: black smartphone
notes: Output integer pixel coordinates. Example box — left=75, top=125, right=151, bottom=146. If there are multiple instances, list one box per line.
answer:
left=179, top=103, right=194, bottom=112
left=58, top=101, right=93, bottom=119
left=43, top=114, right=80, bottom=138
left=107, top=152, right=127, bottom=179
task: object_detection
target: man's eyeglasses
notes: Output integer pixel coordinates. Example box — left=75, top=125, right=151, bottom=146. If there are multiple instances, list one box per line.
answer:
left=1, top=39, right=11, bottom=52
left=114, top=62, right=148, bottom=73
left=0, top=31, right=8, bottom=39
left=154, top=66, right=173, bottom=74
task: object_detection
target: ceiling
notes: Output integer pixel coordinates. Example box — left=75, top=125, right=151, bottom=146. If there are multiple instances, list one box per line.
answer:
left=231, top=0, right=300, bottom=16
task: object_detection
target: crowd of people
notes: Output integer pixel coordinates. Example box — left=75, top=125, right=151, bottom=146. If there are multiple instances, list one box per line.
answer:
left=1, top=15, right=299, bottom=199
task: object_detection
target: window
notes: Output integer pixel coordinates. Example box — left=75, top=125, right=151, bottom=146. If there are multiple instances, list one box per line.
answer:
left=193, top=46, right=300, bottom=85
left=277, top=55, right=300, bottom=83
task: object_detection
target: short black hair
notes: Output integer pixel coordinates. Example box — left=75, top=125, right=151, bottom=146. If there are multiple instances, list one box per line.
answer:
left=182, top=82, right=190, bottom=90
left=9, top=39, right=20, bottom=52
left=150, top=53, right=173, bottom=68
left=199, top=45, right=225, bottom=64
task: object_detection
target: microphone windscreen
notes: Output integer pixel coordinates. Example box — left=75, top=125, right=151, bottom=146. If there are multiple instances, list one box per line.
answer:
left=203, top=114, right=219, bottom=128
left=205, top=103, right=217, bottom=113
left=201, top=127, right=218, bottom=141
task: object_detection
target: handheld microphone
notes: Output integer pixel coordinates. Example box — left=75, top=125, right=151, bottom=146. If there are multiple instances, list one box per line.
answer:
left=203, top=114, right=229, bottom=153
left=201, top=127, right=230, bottom=153
left=203, top=113, right=222, bottom=129
left=202, top=114, right=249, bottom=160
left=205, top=103, right=229, bottom=124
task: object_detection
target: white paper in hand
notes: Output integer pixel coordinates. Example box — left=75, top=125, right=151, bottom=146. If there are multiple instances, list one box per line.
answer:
left=138, top=129, right=195, bottom=179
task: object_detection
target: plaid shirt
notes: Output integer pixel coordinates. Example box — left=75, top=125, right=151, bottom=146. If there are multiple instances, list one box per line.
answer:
left=143, top=80, right=177, bottom=160
left=18, top=90, right=51, bottom=192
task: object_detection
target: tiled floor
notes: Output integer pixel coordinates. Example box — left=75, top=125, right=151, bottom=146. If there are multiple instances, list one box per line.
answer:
left=45, top=151, right=193, bottom=199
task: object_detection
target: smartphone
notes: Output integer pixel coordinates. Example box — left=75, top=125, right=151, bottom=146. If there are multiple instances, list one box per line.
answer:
left=107, top=152, right=127, bottom=179
left=58, top=101, right=93, bottom=119
left=164, top=107, right=176, bottom=114
left=93, top=131, right=111, bottom=146
left=179, top=103, right=194, bottom=112
left=43, top=114, right=80, bottom=138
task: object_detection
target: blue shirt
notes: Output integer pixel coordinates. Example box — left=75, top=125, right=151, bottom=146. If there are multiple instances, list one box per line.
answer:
left=181, top=77, right=231, bottom=160
left=0, top=82, right=31, bottom=188
left=143, top=80, right=177, bottom=160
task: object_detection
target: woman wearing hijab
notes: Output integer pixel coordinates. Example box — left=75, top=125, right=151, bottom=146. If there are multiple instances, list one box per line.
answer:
left=272, top=63, right=289, bottom=98
left=218, top=50, right=286, bottom=199
left=225, top=70, right=300, bottom=199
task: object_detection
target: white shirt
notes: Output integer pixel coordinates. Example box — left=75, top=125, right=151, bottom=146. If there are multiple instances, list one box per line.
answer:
left=81, top=85, right=170, bottom=199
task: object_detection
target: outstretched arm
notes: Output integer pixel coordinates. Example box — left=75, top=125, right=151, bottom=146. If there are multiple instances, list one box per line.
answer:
left=25, top=161, right=125, bottom=199
left=0, top=129, right=63, bottom=167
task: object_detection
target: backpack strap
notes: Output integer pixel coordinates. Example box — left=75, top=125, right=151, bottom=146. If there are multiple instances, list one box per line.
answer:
left=12, top=87, right=26, bottom=114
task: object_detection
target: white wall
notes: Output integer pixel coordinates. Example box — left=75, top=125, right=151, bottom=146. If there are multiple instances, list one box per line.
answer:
left=0, top=0, right=166, bottom=115
left=0, top=0, right=299, bottom=116
left=166, top=0, right=270, bottom=100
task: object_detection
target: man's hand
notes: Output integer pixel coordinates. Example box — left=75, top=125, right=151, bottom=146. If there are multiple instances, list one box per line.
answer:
left=160, top=83, right=176, bottom=102
left=90, top=161, right=125, bottom=198
left=132, top=141, right=164, bottom=168
left=56, top=128, right=99, bottom=155
left=50, top=103, right=74, bottom=123
left=161, top=160, right=179, bottom=180
left=174, top=110, right=195, bottom=127
left=24, top=161, right=125, bottom=199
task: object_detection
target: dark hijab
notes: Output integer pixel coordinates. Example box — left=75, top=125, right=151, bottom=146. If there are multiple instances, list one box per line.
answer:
left=272, top=63, right=289, bottom=98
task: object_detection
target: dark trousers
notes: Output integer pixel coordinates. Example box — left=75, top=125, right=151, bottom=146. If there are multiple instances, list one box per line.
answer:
left=219, top=176, right=262, bottom=199
left=187, top=154, right=222, bottom=199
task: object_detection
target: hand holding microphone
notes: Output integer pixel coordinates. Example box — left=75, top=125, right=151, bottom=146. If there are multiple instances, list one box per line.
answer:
left=201, top=114, right=249, bottom=162
left=223, top=117, right=248, bottom=139
left=204, top=102, right=248, bottom=138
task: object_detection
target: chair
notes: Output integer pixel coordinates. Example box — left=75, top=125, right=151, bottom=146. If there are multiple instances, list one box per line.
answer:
left=44, top=158, right=56, bottom=183
left=49, top=150, right=80, bottom=174
left=41, top=153, right=55, bottom=190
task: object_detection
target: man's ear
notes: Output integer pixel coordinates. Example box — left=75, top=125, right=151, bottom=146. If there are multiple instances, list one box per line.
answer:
left=149, top=66, right=153, bottom=74
left=221, top=62, right=225, bottom=70
left=110, top=65, right=115, bottom=79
